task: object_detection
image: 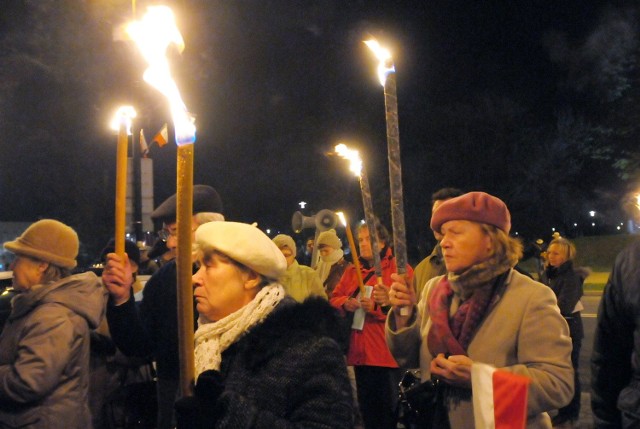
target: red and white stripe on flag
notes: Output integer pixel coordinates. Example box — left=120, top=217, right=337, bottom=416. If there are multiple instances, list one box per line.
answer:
left=472, top=362, right=530, bottom=429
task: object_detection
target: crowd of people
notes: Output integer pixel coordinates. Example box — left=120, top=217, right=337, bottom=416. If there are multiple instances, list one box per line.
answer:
left=0, top=186, right=637, bottom=428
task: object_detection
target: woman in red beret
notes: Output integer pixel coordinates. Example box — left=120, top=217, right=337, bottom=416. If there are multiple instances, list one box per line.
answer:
left=386, top=192, right=574, bottom=428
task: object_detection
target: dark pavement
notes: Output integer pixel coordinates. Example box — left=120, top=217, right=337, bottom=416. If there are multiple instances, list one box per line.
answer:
left=574, top=293, right=600, bottom=429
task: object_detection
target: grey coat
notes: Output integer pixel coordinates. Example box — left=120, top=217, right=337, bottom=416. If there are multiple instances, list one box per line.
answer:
left=0, top=272, right=106, bottom=429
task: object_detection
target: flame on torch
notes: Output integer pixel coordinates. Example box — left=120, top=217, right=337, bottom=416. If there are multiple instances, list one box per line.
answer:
left=110, top=106, right=137, bottom=134
left=336, top=211, right=347, bottom=227
left=335, top=143, right=362, bottom=177
left=127, top=6, right=195, bottom=145
left=364, top=39, right=395, bottom=86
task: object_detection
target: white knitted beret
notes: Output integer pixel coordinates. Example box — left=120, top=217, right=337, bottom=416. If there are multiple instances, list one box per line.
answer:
left=195, top=221, right=286, bottom=280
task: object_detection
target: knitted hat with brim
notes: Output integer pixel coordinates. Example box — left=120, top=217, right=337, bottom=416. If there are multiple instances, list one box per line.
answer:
left=272, top=234, right=296, bottom=255
left=195, top=222, right=286, bottom=280
left=151, top=184, right=223, bottom=223
left=430, top=191, right=511, bottom=234
left=316, top=229, right=342, bottom=250
left=4, top=219, right=79, bottom=269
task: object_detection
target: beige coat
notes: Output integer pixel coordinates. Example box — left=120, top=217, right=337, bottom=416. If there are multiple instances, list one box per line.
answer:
left=386, top=269, right=573, bottom=429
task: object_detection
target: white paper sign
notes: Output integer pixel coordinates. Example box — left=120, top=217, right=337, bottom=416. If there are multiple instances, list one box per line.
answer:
left=351, top=285, right=373, bottom=331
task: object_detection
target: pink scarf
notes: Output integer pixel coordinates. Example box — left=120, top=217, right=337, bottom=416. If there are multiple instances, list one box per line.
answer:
left=427, top=271, right=507, bottom=356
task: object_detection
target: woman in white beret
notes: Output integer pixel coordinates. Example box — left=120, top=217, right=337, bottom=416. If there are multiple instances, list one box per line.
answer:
left=386, top=192, right=573, bottom=428
left=175, top=221, right=353, bottom=428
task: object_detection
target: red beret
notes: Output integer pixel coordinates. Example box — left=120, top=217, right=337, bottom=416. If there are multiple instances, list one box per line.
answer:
left=430, top=192, right=511, bottom=233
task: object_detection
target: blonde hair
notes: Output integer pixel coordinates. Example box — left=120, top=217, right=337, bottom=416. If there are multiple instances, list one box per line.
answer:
left=480, top=224, right=523, bottom=267
left=545, top=237, right=576, bottom=266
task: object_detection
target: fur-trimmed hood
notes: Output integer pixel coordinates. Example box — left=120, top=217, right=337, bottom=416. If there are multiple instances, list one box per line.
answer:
left=232, top=296, right=349, bottom=370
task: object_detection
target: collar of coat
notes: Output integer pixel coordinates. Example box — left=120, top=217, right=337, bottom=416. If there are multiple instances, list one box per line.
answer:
left=226, top=296, right=349, bottom=369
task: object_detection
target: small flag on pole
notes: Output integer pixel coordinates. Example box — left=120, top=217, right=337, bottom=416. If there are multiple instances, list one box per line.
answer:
left=151, top=123, right=169, bottom=147
left=472, top=363, right=530, bottom=429
left=139, top=129, right=149, bottom=158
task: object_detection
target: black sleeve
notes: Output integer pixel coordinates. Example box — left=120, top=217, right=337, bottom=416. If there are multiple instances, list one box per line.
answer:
left=591, top=248, right=636, bottom=428
left=106, top=290, right=154, bottom=358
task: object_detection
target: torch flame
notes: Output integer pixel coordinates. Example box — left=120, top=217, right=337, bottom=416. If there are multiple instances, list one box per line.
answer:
left=336, top=211, right=347, bottom=227
left=127, top=6, right=195, bottom=145
left=335, top=143, right=362, bottom=177
left=364, top=39, right=395, bottom=86
left=110, top=105, right=137, bottom=135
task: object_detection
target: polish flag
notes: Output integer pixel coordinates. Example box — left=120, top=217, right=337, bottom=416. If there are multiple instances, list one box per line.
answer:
left=472, top=363, right=530, bottom=429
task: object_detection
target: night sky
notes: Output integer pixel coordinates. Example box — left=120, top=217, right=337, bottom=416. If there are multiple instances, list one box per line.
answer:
left=0, top=0, right=637, bottom=263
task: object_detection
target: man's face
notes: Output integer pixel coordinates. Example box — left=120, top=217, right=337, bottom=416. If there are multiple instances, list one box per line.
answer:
left=161, top=222, right=179, bottom=259
left=357, top=227, right=384, bottom=261
left=306, top=239, right=314, bottom=254
left=161, top=215, right=202, bottom=261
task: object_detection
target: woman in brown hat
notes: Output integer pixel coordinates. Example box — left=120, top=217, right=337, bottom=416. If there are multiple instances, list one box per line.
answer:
left=0, top=219, right=106, bottom=428
left=386, top=192, right=574, bottom=428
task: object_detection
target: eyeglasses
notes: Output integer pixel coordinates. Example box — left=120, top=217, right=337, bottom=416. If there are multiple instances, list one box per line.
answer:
left=158, top=229, right=177, bottom=242
left=158, top=226, right=199, bottom=242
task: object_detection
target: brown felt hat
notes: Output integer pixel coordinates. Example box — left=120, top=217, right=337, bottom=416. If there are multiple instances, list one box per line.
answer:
left=4, top=219, right=79, bottom=269
left=430, top=192, right=511, bottom=234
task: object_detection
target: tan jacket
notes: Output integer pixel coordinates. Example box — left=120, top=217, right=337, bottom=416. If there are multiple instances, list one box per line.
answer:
left=386, top=269, right=574, bottom=429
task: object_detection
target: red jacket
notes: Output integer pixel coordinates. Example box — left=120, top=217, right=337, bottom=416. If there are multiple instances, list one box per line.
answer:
left=330, top=247, right=413, bottom=367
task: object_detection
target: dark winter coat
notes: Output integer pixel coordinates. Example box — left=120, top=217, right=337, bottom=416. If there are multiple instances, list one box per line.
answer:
left=106, top=261, right=197, bottom=381
left=176, top=296, right=353, bottom=429
left=323, top=258, right=349, bottom=296
left=541, top=260, right=584, bottom=317
left=0, top=272, right=106, bottom=429
left=592, top=240, right=640, bottom=428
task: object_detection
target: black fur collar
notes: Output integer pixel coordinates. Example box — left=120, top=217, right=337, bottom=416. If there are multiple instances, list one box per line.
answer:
left=231, top=296, right=349, bottom=370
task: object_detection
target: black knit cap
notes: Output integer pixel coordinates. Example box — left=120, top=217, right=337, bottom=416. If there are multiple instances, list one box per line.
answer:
left=151, top=185, right=223, bottom=223
left=100, top=239, right=141, bottom=266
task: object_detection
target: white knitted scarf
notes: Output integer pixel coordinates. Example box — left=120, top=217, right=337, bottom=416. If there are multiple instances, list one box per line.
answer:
left=315, top=249, right=344, bottom=283
left=194, top=283, right=286, bottom=378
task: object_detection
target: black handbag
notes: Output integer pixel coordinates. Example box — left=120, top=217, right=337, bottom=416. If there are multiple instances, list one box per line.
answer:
left=105, top=361, right=157, bottom=429
left=396, top=370, right=450, bottom=429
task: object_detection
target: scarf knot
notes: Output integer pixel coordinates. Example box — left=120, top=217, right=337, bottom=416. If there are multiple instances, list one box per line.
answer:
left=194, top=283, right=286, bottom=378
left=427, top=255, right=511, bottom=356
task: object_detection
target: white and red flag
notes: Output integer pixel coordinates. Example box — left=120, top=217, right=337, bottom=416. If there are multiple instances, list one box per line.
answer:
left=472, top=363, right=530, bottom=429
